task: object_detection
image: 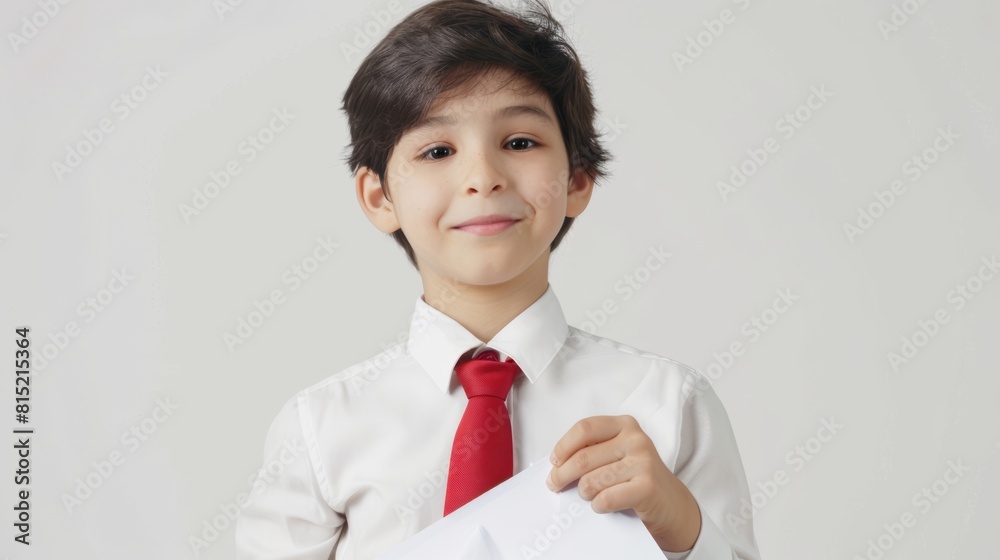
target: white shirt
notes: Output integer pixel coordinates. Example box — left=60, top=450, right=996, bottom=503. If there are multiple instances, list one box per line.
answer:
left=235, top=284, right=761, bottom=559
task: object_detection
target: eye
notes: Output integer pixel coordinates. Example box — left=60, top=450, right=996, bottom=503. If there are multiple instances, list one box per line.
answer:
left=420, top=138, right=538, bottom=161
left=507, top=138, right=537, bottom=151
left=420, top=146, right=453, bottom=161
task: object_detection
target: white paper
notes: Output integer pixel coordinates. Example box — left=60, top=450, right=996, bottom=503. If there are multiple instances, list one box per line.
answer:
left=375, top=456, right=666, bottom=559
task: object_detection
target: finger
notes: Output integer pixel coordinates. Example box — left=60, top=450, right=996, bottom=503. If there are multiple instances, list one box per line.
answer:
left=547, top=440, right=628, bottom=492
left=550, top=416, right=624, bottom=468
left=590, top=476, right=645, bottom=514
left=576, top=456, right=637, bottom=503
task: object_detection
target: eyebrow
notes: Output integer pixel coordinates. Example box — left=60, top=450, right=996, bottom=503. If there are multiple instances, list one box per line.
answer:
left=409, top=103, right=555, bottom=133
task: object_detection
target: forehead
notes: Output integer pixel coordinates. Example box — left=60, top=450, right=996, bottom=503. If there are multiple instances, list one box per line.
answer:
left=436, top=67, right=544, bottom=103
left=422, top=67, right=554, bottom=122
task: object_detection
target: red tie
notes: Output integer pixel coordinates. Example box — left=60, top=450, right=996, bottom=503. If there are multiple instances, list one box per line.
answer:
left=443, top=349, right=521, bottom=516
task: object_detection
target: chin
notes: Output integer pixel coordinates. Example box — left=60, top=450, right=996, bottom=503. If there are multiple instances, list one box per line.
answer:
left=453, top=262, right=525, bottom=286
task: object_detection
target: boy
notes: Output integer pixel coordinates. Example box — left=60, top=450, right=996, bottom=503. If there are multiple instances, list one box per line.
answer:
left=235, top=1, right=761, bottom=558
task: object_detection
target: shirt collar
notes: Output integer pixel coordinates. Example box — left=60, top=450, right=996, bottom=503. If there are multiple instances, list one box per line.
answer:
left=406, top=283, right=570, bottom=394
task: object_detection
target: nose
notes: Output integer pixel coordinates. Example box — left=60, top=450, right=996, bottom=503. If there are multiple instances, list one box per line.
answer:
left=462, top=147, right=507, bottom=195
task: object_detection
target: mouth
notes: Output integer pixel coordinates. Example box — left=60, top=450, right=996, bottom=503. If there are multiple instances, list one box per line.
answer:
left=452, top=215, right=521, bottom=236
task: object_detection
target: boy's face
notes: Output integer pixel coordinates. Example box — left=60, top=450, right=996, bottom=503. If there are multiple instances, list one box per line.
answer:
left=357, top=68, right=593, bottom=295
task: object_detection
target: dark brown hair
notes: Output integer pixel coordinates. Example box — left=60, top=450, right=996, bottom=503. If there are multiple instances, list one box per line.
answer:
left=340, top=0, right=611, bottom=270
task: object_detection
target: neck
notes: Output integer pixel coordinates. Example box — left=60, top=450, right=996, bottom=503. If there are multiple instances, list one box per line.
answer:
left=420, top=257, right=549, bottom=343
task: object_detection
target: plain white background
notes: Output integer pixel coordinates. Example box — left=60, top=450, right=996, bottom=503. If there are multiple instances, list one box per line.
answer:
left=2, top=0, right=999, bottom=558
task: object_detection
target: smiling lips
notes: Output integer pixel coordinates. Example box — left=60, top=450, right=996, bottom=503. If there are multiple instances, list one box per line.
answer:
left=452, top=214, right=521, bottom=236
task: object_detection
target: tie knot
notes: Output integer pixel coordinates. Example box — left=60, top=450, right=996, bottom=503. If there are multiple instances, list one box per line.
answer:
left=455, top=349, right=521, bottom=400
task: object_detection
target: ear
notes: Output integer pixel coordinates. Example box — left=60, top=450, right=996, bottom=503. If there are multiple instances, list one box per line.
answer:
left=355, top=166, right=401, bottom=234
left=565, top=169, right=595, bottom=219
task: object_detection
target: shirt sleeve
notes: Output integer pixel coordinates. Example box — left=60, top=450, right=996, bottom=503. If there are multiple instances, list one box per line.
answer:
left=663, top=370, right=762, bottom=560
left=235, top=394, right=345, bottom=559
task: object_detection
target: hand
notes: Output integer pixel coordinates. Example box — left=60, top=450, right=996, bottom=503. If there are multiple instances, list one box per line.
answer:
left=545, top=414, right=701, bottom=552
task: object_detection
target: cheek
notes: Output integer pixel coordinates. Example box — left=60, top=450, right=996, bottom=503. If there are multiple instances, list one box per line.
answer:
left=395, top=188, right=449, bottom=236
left=527, top=172, right=568, bottom=222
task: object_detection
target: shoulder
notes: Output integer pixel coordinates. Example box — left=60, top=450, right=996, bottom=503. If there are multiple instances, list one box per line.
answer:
left=562, top=325, right=713, bottom=402
left=271, top=339, right=411, bottom=418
